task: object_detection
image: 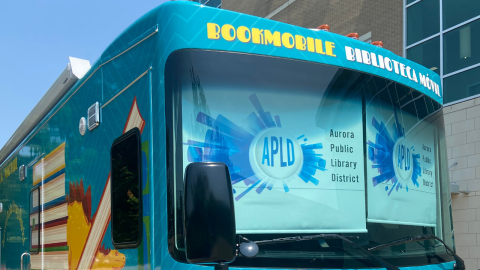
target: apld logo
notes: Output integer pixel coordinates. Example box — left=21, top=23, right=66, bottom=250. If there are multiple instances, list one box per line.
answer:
left=249, top=128, right=303, bottom=180
left=393, top=139, right=413, bottom=182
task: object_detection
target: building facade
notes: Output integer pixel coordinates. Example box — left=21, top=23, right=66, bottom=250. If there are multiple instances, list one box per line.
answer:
left=405, top=1, right=480, bottom=269
left=222, top=0, right=404, bottom=56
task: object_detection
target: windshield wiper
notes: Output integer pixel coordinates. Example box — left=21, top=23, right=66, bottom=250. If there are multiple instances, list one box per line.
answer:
left=368, top=234, right=465, bottom=270
left=238, top=234, right=399, bottom=270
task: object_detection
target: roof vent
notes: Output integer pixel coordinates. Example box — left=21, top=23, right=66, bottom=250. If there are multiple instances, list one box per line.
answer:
left=346, top=33, right=359, bottom=39
left=317, top=24, right=330, bottom=31
left=88, top=102, right=100, bottom=131
left=372, top=41, right=383, bottom=48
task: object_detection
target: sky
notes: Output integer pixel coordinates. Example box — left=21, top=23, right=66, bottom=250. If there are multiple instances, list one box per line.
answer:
left=0, top=0, right=169, bottom=150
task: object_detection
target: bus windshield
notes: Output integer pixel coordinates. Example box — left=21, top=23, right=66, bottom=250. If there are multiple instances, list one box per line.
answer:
left=165, top=49, right=454, bottom=268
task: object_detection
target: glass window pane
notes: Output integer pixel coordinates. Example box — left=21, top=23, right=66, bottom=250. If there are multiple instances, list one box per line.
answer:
left=443, top=0, right=480, bottom=29
left=444, top=19, right=480, bottom=74
left=407, top=36, right=440, bottom=74
left=407, top=0, right=440, bottom=45
left=407, top=0, right=417, bottom=4
left=111, top=129, right=142, bottom=247
left=444, top=66, right=480, bottom=103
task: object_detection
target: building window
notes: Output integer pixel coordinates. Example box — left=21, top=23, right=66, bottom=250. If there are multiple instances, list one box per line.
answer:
left=407, top=36, right=440, bottom=74
left=110, top=128, right=142, bottom=248
left=444, top=66, right=480, bottom=104
left=443, top=19, right=480, bottom=75
left=30, top=187, right=40, bottom=254
left=443, top=0, right=480, bottom=30
left=407, top=0, right=440, bottom=45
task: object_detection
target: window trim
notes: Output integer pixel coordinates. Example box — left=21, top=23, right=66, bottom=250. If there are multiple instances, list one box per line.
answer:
left=406, top=33, right=440, bottom=50
left=406, top=0, right=423, bottom=8
left=443, top=62, right=480, bottom=79
left=443, top=91, right=480, bottom=107
left=30, top=186, right=41, bottom=254
left=110, top=127, right=143, bottom=249
left=444, top=15, right=480, bottom=34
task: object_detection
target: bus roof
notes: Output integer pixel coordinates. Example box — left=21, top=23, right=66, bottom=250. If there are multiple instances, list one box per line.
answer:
left=0, top=57, right=90, bottom=166
left=104, top=1, right=442, bottom=103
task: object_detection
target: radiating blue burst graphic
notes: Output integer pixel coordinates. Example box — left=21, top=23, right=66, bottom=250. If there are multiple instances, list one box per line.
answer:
left=367, top=109, right=421, bottom=196
left=185, top=94, right=326, bottom=201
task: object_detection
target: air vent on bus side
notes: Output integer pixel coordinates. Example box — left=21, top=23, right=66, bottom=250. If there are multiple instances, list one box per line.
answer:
left=88, top=102, right=100, bottom=131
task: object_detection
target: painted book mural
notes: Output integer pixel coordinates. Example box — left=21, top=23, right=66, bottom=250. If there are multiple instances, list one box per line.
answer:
left=27, top=97, right=145, bottom=270
left=31, top=143, right=69, bottom=269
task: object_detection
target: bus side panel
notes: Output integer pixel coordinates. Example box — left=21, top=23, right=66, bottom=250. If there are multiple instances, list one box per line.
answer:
left=98, top=69, right=152, bottom=270
left=62, top=55, right=153, bottom=270
left=0, top=44, right=154, bottom=269
left=99, top=27, right=157, bottom=270
left=0, top=152, right=28, bottom=270
left=62, top=66, right=110, bottom=270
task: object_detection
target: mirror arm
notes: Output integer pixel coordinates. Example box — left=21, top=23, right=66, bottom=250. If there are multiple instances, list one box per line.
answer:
left=239, top=235, right=252, bottom=242
left=214, top=263, right=229, bottom=270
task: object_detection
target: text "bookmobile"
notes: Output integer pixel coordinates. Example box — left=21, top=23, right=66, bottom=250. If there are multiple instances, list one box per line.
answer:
left=207, top=23, right=441, bottom=98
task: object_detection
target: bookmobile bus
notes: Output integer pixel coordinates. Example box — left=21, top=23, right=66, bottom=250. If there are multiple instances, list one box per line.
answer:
left=0, top=1, right=464, bottom=270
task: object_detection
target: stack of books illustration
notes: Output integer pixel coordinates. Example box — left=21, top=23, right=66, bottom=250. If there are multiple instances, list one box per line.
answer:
left=30, top=143, right=68, bottom=269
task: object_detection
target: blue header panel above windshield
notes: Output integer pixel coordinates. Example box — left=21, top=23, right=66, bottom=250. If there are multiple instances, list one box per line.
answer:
left=122, top=1, right=442, bottom=105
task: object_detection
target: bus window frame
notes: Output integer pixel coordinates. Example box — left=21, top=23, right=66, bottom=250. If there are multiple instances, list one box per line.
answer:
left=110, top=127, right=143, bottom=250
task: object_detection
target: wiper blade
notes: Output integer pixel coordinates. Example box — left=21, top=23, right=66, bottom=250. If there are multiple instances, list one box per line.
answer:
left=240, top=234, right=399, bottom=270
left=251, top=234, right=357, bottom=245
left=368, top=234, right=465, bottom=270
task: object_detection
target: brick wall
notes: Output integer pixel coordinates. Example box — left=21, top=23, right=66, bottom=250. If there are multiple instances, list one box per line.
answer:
left=444, top=99, right=480, bottom=269
left=222, top=0, right=403, bottom=55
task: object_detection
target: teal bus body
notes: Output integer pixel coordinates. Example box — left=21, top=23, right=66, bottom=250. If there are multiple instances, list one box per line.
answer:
left=0, top=1, right=455, bottom=270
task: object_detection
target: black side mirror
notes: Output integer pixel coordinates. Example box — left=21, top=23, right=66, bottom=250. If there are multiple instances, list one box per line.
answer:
left=183, top=162, right=236, bottom=265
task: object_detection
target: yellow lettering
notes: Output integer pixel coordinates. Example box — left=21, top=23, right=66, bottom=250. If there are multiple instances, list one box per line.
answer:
left=295, top=35, right=306, bottom=50
left=2, top=157, right=17, bottom=179
left=307, top=37, right=315, bottom=52
left=252, top=28, right=264, bottom=44
left=325, top=41, right=336, bottom=57
left=264, top=30, right=281, bottom=47
left=208, top=23, right=337, bottom=57
left=207, top=23, right=220, bottom=40
left=315, top=39, right=325, bottom=54
left=221, top=24, right=236, bottom=41
left=282, top=33, right=294, bottom=49
left=237, top=26, right=251, bottom=43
